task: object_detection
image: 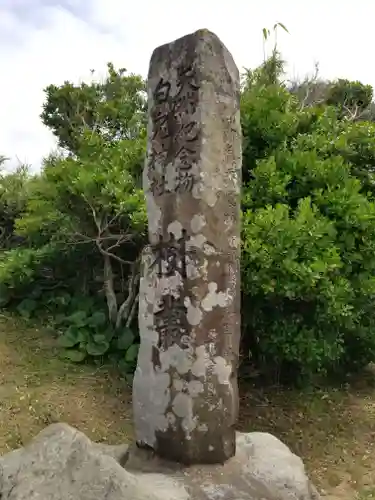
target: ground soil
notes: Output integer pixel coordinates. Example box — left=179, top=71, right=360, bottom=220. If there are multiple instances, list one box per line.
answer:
left=0, top=314, right=374, bottom=499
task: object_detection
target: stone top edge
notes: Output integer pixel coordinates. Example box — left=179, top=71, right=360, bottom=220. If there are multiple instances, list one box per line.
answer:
left=148, top=28, right=239, bottom=82
left=153, top=28, right=220, bottom=51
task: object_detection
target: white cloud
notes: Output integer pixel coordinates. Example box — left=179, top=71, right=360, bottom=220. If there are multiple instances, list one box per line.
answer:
left=1, top=0, right=375, bottom=171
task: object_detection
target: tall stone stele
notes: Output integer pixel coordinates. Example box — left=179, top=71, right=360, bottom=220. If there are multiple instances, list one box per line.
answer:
left=133, top=29, right=241, bottom=465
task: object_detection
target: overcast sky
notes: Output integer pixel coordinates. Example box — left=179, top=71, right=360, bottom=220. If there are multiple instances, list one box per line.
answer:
left=1, top=0, right=374, bottom=171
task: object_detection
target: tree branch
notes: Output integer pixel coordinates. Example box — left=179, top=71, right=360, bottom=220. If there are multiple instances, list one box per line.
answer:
left=125, top=292, right=139, bottom=328
left=116, top=256, right=141, bottom=329
left=342, top=103, right=368, bottom=122
left=103, top=253, right=118, bottom=324
left=95, top=240, right=134, bottom=266
left=106, top=233, right=133, bottom=252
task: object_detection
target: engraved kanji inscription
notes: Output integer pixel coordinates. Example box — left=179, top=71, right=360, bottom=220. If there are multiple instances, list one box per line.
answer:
left=148, top=62, right=200, bottom=196
left=150, top=229, right=188, bottom=278
left=155, top=293, right=189, bottom=349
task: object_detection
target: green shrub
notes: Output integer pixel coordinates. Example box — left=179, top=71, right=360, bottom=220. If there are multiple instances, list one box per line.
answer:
left=241, top=87, right=375, bottom=382
left=3, top=49, right=375, bottom=386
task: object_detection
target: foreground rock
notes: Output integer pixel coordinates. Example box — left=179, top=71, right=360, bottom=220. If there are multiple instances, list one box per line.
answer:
left=0, top=423, right=321, bottom=500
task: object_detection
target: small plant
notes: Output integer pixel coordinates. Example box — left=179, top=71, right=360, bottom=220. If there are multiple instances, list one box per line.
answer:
left=16, top=297, right=38, bottom=319
left=54, top=300, right=139, bottom=374
left=1, top=280, right=140, bottom=375
left=56, top=309, right=112, bottom=361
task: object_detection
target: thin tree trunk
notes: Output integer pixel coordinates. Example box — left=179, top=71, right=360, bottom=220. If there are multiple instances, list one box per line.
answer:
left=103, top=253, right=118, bottom=324
left=115, top=259, right=140, bottom=329
left=125, top=292, right=139, bottom=328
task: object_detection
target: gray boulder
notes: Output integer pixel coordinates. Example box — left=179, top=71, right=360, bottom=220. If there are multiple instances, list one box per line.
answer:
left=0, top=423, right=321, bottom=500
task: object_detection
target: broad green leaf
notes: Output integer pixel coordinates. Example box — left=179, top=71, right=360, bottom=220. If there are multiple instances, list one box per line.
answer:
left=86, top=339, right=110, bottom=356
left=93, top=333, right=107, bottom=343
left=103, top=327, right=115, bottom=342
left=58, top=328, right=79, bottom=348
left=118, top=359, right=131, bottom=374
left=76, top=328, right=91, bottom=343
left=117, top=328, right=135, bottom=351
left=69, top=296, right=96, bottom=312
left=47, top=292, right=71, bottom=306
left=125, top=343, right=139, bottom=363
left=16, top=298, right=37, bottom=318
left=62, top=348, right=87, bottom=362
left=66, top=310, right=88, bottom=327
left=54, top=313, right=66, bottom=325
left=88, top=311, right=107, bottom=328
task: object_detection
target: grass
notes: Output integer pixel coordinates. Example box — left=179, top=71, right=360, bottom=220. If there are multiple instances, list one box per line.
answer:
left=0, top=315, right=132, bottom=452
left=1, top=314, right=374, bottom=499
left=238, top=380, right=375, bottom=500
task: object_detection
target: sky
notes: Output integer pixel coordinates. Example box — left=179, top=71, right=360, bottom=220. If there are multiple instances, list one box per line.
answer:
left=1, top=0, right=374, bottom=172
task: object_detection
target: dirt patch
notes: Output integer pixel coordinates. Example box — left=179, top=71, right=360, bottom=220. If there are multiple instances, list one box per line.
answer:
left=238, top=378, right=375, bottom=499
left=0, top=315, right=132, bottom=452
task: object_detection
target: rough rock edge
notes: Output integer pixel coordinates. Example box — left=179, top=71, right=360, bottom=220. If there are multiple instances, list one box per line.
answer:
left=0, top=423, right=322, bottom=500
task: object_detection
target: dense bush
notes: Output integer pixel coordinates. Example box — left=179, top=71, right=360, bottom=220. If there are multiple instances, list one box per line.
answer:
left=2, top=46, right=375, bottom=385
left=0, top=163, right=30, bottom=249
left=239, top=55, right=375, bottom=383
left=0, top=65, right=146, bottom=377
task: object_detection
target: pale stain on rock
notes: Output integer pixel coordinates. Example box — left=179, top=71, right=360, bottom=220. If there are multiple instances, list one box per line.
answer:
left=201, top=282, right=233, bottom=312
left=213, top=357, right=232, bottom=385
left=167, top=220, right=183, bottom=239
left=146, top=193, right=162, bottom=235
left=156, top=273, right=184, bottom=302
left=190, top=214, right=206, bottom=233
left=229, top=235, right=240, bottom=249
left=172, top=392, right=193, bottom=418
left=188, top=380, right=204, bottom=397
left=184, top=296, right=203, bottom=326
left=165, top=163, right=176, bottom=192
left=160, top=344, right=194, bottom=375
left=188, top=233, right=207, bottom=249
left=186, top=256, right=201, bottom=280
left=205, top=190, right=218, bottom=208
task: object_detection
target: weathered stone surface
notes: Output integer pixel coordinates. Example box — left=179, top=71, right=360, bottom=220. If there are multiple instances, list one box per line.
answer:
left=0, top=424, right=321, bottom=500
left=0, top=424, right=136, bottom=500
left=133, top=28, right=242, bottom=464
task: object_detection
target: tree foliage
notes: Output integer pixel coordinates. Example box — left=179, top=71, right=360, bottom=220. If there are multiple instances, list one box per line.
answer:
left=0, top=163, right=30, bottom=249
left=0, top=65, right=147, bottom=375
left=2, top=39, right=375, bottom=385
left=240, top=46, right=375, bottom=383
left=41, top=63, right=147, bottom=154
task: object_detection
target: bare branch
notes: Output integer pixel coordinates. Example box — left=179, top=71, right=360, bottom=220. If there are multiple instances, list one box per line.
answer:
left=101, top=212, right=127, bottom=234
left=342, top=103, right=369, bottom=122
left=81, top=194, right=101, bottom=231
left=95, top=240, right=134, bottom=266
left=125, top=292, right=139, bottom=328
left=116, top=256, right=141, bottom=329
left=106, top=233, right=133, bottom=252
left=71, top=232, right=134, bottom=243
left=103, top=253, right=118, bottom=324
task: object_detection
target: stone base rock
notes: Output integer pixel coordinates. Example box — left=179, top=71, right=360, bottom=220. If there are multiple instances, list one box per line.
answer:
left=0, top=423, right=321, bottom=500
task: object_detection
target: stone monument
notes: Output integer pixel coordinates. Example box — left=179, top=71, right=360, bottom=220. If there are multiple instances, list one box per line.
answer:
left=132, top=28, right=242, bottom=465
